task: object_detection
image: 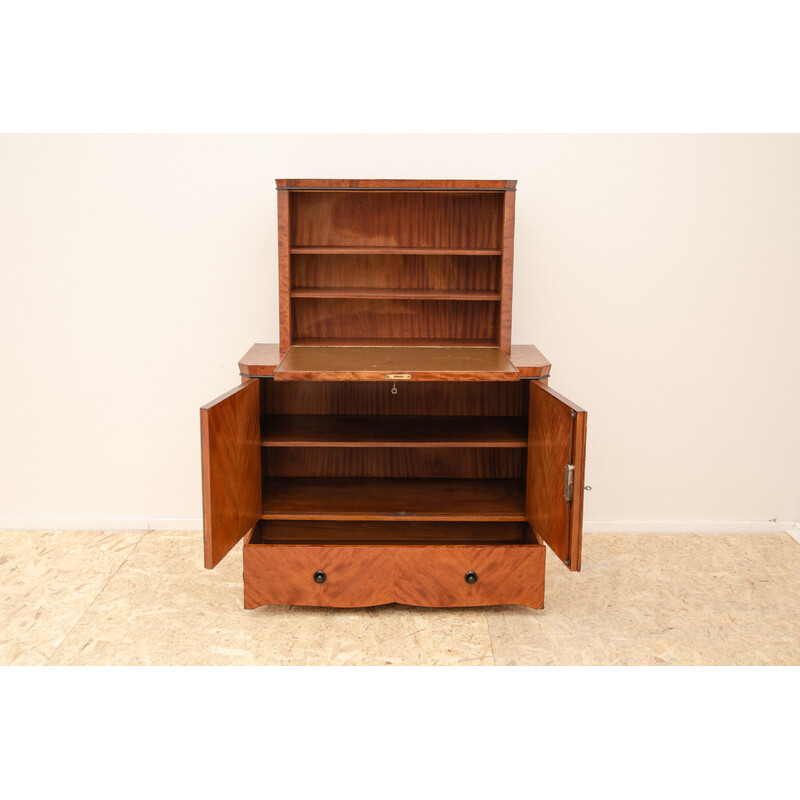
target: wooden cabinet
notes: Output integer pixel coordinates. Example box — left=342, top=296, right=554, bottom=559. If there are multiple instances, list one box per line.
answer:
left=201, top=179, right=587, bottom=609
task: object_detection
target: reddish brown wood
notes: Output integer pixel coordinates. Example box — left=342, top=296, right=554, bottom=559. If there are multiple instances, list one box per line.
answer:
left=201, top=379, right=261, bottom=568
left=509, top=345, right=551, bottom=378
left=499, top=189, right=516, bottom=353
left=243, top=540, right=542, bottom=608
left=260, top=415, right=527, bottom=447
left=291, top=288, right=500, bottom=301
left=252, top=520, right=528, bottom=545
left=290, top=337, right=498, bottom=348
left=238, top=343, right=281, bottom=377
left=526, top=381, right=587, bottom=571
left=273, top=345, right=519, bottom=382
left=395, top=545, right=545, bottom=608
left=265, top=380, right=527, bottom=417
left=261, top=478, right=527, bottom=521
left=276, top=179, right=517, bottom=190
left=277, top=189, right=291, bottom=355
left=291, top=298, right=499, bottom=343
left=292, top=253, right=500, bottom=293
left=244, top=544, right=395, bottom=608
left=290, top=191, right=503, bottom=250
left=263, top=447, right=524, bottom=479
left=290, top=246, right=502, bottom=255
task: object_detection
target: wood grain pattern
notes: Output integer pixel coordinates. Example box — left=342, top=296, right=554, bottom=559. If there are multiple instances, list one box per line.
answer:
left=526, top=381, right=587, bottom=571
left=244, top=544, right=395, bottom=608
left=262, top=447, right=525, bottom=479
left=260, top=415, right=528, bottom=447
left=291, top=298, right=498, bottom=342
left=277, top=189, right=291, bottom=354
left=290, top=247, right=502, bottom=255
left=261, top=478, right=527, bottom=521
left=395, top=545, right=545, bottom=608
left=273, top=345, right=519, bottom=382
left=290, top=191, right=503, bottom=249
left=251, top=520, right=528, bottom=545
left=263, top=380, right=527, bottom=416
left=291, top=288, right=500, bottom=301
left=499, top=189, right=515, bottom=353
left=276, top=179, right=517, bottom=190
left=201, top=379, right=261, bottom=569
left=238, top=343, right=281, bottom=377
left=291, top=253, right=500, bottom=292
left=509, top=345, right=551, bottom=378
left=243, top=541, right=543, bottom=608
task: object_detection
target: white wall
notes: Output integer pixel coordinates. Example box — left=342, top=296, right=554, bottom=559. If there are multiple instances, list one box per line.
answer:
left=1, top=134, right=798, bottom=530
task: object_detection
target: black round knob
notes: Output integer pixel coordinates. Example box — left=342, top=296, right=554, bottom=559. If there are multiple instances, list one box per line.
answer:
left=464, top=571, right=478, bottom=584
left=313, top=570, right=326, bottom=584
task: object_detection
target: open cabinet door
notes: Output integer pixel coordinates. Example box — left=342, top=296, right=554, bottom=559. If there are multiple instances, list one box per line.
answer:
left=527, top=382, right=587, bottom=571
left=201, top=379, right=261, bottom=568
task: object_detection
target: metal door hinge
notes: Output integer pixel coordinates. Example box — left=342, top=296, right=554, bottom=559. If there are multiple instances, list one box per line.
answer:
left=564, top=464, right=575, bottom=502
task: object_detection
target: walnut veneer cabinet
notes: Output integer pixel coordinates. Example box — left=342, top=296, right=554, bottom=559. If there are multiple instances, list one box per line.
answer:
left=201, top=179, right=587, bottom=609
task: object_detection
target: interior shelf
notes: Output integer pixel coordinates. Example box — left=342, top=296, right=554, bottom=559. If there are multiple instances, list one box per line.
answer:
left=290, top=246, right=502, bottom=256
left=290, top=337, right=499, bottom=347
left=261, top=415, right=528, bottom=448
left=260, top=478, right=527, bottom=521
left=290, top=288, right=501, bottom=301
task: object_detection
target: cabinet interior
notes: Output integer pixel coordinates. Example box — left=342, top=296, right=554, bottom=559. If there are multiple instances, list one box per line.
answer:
left=256, top=379, right=531, bottom=545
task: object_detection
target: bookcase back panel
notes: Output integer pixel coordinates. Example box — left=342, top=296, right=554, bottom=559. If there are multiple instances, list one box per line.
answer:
left=262, top=447, right=525, bottom=479
left=290, top=191, right=504, bottom=249
left=291, top=298, right=499, bottom=342
left=262, top=380, right=528, bottom=417
left=291, top=254, right=500, bottom=292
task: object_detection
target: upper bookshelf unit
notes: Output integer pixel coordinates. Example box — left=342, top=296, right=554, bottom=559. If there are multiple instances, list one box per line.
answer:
left=276, top=179, right=517, bottom=354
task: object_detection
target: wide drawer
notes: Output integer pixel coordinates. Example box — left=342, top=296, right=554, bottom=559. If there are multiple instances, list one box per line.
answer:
left=243, top=527, right=545, bottom=609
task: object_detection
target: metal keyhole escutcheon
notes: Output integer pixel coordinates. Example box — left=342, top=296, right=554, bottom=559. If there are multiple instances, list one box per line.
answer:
left=391, top=381, right=398, bottom=395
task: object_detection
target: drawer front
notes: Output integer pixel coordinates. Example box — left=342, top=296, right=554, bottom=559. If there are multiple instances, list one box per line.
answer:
left=244, top=544, right=395, bottom=608
left=395, top=545, right=545, bottom=608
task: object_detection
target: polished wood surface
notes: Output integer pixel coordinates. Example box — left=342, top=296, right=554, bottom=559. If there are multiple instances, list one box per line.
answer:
left=238, top=343, right=281, bottom=376
left=263, top=379, right=527, bottom=416
left=292, top=253, right=500, bottom=292
left=244, top=543, right=395, bottom=608
left=260, top=414, right=527, bottom=447
left=290, top=246, right=502, bottom=255
left=499, top=189, right=515, bottom=354
left=276, top=179, right=517, bottom=190
left=291, top=298, right=499, bottom=343
left=277, top=188, right=291, bottom=354
left=509, top=345, right=551, bottom=378
left=244, top=541, right=543, bottom=608
left=290, top=191, right=503, bottom=250
left=251, top=520, right=529, bottom=545
left=201, top=379, right=261, bottom=568
left=263, top=447, right=524, bottom=479
left=273, top=345, right=519, bottom=381
left=395, top=544, right=544, bottom=608
left=291, top=287, right=500, bottom=300
left=261, top=478, right=526, bottom=521
left=526, top=381, right=587, bottom=571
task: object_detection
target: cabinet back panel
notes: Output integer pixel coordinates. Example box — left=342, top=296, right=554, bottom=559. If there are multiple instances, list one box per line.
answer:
left=251, top=520, right=528, bottom=545
left=291, top=298, right=498, bottom=341
left=291, top=254, right=500, bottom=291
left=262, top=447, right=524, bottom=479
left=261, top=380, right=528, bottom=416
left=290, top=192, right=503, bottom=249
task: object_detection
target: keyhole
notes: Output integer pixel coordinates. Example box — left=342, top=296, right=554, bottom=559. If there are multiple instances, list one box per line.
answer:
left=391, top=382, right=398, bottom=395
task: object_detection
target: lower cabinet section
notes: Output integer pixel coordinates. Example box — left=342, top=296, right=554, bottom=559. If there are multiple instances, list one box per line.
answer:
left=243, top=524, right=545, bottom=609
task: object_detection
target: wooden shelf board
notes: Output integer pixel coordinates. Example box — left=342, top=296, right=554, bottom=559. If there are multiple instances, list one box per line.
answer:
left=260, top=478, right=527, bottom=521
left=290, top=288, right=501, bottom=301
left=290, top=246, right=502, bottom=256
left=261, top=415, right=527, bottom=448
left=289, top=338, right=499, bottom=348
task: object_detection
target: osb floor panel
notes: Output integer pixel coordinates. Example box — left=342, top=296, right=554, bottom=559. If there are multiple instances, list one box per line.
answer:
left=1, top=530, right=798, bottom=666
